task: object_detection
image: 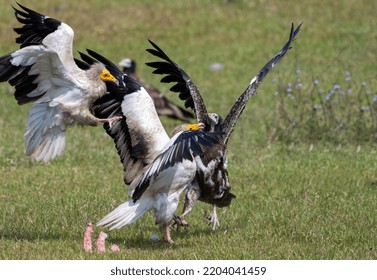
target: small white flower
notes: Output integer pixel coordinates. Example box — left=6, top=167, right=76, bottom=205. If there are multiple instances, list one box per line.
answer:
left=313, top=104, right=323, bottom=109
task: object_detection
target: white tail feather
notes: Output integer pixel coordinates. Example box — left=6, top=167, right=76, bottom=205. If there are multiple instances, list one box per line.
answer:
left=97, top=196, right=154, bottom=230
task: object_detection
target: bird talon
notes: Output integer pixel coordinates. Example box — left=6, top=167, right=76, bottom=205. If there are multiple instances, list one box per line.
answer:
left=107, top=116, right=123, bottom=128
left=172, top=215, right=189, bottom=230
left=208, top=207, right=220, bottom=231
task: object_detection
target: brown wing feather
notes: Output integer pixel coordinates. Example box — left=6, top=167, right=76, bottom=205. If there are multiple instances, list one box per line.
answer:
left=221, top=22, right=302, bottom=144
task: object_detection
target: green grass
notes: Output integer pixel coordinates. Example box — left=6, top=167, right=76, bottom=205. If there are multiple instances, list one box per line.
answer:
left=0, top=0, right=376, bottom=259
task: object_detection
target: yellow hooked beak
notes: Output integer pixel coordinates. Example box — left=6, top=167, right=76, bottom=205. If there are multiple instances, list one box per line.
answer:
left=100, top=69, right=119, bottom=85
left=186, top=123, right=205, bottom=131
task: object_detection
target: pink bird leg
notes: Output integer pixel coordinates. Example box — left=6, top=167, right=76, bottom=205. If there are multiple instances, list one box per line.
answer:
left=96, top=231, right=108, bottom=253
left=83, top=222, right=93, bottom=253
left=111, top=244, right=120, bottom=253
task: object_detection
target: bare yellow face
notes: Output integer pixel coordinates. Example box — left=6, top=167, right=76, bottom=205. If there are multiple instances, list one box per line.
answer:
left=100, top=69, right=118, bottom=84
left=186, top=123, right=205, bottom=131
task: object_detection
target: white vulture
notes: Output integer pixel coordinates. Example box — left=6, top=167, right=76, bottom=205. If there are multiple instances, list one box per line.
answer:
left=0, top=3, right=120, bottom=162
left=145, top=23, right=302, bottom=230
left=118, top=58, right=194, bottom=121
left=76, top=50, right=224, bottom=244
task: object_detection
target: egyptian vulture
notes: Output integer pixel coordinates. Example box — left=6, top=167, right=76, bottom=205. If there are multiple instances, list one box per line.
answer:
left=146, top=23, right=302, bottom=230
left=0, top=3, right=120, bottom=162
left=76, top=50, right=224, bottom=243
left=118, top=58, right=194, bottom=121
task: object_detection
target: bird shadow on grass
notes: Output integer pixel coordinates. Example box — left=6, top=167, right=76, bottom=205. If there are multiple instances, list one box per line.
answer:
left=106, top=224, right=235, bottom=251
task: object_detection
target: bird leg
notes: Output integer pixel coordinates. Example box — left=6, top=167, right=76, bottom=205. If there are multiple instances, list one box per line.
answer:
left=164, top=225, right=174, bottom=244
left=172, top=183, right=200, bottom=230
left=83, top=111, right=123, bottom=128
left=97, top=115, right=123, bottom=128
left=208, top=205, right=220, bottom=231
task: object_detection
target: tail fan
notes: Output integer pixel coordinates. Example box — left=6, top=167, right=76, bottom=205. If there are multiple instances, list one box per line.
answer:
left=97, top=196, right=154, bottom=230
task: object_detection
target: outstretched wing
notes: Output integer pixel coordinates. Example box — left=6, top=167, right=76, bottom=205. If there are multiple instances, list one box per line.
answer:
left=145, top=39, right=208, bottom=124
left=132, top=130, right=224, bottom=202
left=220, top=22, right=302, bottom=144
left=85, top=49, right=171, bottom=185
left=91, top=77, right=168, bottom=185
left=11, top=3, right=79, bottom=74
left=13, top=3, right=62, bottom=48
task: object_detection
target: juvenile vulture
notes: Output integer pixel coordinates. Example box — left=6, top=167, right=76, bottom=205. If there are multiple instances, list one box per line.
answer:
left=78, top=50, right=224, bottom=243
left=146, top=23, right=302, bottom=230
left=118, top=58, right=194, bottom=121
left=0, top=4, right=120, bottom=162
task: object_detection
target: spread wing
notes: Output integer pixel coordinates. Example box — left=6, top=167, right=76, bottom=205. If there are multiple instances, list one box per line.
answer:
left=145, top=39, right=208, bottom=124
left=92, top=79, right=170, bottom=185
left=85, top=50, right=171, bottom=185
left=0, top=4, right=111, bottom=162
left=12, top=3, right=80, bottom=74
left=220, top=22, right=302, bottom=144
left=0, top=44, right=91, bottom=162
left=132, top=130, right=224, bottom=202
left=13, top=3, right=62, bottom=48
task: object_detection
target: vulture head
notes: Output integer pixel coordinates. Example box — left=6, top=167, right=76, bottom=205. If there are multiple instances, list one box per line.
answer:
left=88, top=63, right=119, bottom=85
left=205, top=113, right=223, bottom=132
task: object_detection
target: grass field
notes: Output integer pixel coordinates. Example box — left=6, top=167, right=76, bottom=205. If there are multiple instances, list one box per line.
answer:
left=0, top=0, right=376, bottom=259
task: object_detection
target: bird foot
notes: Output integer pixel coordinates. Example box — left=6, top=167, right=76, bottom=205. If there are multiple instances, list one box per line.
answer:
left=172, top=215, right=189, bottom=231
left=208, top=210, right=220, bottom=231
left=98, top=115, right=123, bottom=128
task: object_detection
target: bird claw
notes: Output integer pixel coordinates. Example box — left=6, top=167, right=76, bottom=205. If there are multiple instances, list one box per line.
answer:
left=107, top=116, right=123, bottom=128
left=172, top=215, right=189, bottom=231
left=208, top=212, right=220, bottom=231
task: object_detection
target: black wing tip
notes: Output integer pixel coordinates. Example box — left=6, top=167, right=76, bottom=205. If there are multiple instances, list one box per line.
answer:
left=84, top=48, right=124, bottom=76
left=147, top=38, right=159, bottom=50
left=291, top=22, right=303, bottom=40
left=86, top=48, right=116, bottom=68
left=146, top=39, right=157, bottom=52
left=13, top=2, right=43, bottom=18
